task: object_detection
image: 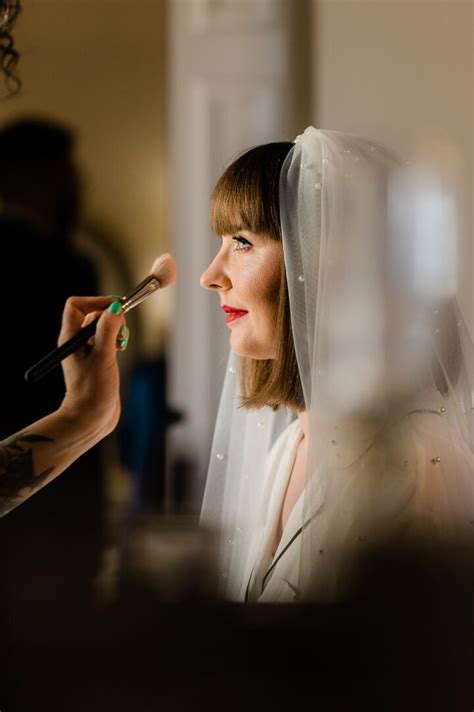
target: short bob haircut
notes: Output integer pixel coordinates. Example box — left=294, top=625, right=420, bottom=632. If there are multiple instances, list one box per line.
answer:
left=211, top=142, right=461, bottom=411
left=210, top=142, right=305, bottom=412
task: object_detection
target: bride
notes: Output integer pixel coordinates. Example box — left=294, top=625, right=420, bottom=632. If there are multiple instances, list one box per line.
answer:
left=199, top=127, right=473, bottom=603
left=1, top=126, right=470, bottom=606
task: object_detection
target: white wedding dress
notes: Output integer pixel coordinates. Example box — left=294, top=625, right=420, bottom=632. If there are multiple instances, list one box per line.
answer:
left=241, top=389, right=473, bottom=604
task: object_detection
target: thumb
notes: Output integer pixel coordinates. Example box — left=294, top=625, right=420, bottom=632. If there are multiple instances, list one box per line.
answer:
left=94, top=301, right=126, bottom=358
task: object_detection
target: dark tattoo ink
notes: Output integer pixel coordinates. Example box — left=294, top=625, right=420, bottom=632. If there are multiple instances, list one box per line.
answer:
left=0, top=432, right=55, bottom=515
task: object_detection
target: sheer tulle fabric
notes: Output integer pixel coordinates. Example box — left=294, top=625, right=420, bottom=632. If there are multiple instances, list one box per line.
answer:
left=200, top=127, right=473, bottom=603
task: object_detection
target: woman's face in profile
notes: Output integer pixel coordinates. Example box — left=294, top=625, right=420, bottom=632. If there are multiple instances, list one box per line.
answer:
left=200, top=229, right=283, bottom=359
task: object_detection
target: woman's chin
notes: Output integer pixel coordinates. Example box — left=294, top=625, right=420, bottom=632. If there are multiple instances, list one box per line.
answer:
left=230, top=335, right=276, bottom=360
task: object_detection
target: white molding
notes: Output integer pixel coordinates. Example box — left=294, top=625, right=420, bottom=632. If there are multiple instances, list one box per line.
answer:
left=188, top=0, right=283, bottom=33
left=167, top=0, right=310, bottom=509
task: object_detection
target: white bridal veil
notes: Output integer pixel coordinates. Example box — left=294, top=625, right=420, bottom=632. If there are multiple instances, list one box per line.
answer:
left=200, top=127, right=473, bottom=603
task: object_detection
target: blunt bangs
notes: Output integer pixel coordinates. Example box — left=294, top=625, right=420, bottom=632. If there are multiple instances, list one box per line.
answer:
left=210, top=142, right=294, bottom=240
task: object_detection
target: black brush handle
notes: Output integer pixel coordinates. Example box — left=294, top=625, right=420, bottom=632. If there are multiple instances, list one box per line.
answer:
left=24, top=317, right=100, bottom=383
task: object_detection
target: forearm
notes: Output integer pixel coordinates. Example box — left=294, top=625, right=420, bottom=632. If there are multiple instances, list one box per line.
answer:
left=0, top=408, right=108, bottom=517
left=0, top=295, right=126, bottom=517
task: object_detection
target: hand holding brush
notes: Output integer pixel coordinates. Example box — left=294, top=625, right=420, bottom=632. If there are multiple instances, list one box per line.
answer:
left=25, top=253, right=177, bottom=384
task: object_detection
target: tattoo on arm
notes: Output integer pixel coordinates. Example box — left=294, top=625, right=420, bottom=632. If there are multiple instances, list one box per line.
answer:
left=0, top=432, right=55, bottom=516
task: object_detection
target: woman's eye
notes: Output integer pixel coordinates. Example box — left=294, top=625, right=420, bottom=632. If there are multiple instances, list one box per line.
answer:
left=232, top=236, right=252, bottom=251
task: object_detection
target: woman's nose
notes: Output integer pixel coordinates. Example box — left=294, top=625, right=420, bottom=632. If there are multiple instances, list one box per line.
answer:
left=200, top=254, right=231, bottom=291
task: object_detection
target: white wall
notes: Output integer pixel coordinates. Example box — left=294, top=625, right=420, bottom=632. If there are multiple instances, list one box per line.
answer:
left=167, top=0, right=311, bottom=502
left=312, top=0, right=473, bottom=334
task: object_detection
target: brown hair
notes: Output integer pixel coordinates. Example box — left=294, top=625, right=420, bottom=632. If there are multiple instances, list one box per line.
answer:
left=210, top=142, right=305, bottom=412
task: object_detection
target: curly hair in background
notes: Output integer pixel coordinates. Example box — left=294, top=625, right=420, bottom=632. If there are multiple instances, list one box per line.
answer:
left=0, top=0, right=21, bottom=96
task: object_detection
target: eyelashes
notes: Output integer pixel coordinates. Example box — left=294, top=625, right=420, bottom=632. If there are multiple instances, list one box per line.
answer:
left=232, top=236, right=252, bottom=251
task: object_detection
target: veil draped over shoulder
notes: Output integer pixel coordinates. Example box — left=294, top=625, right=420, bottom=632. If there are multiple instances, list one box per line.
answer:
left=200, top=127, right=473, bottom=603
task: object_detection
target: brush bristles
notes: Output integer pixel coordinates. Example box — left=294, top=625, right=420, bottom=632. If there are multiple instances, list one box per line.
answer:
left=150, top=253, right=178, bottom=289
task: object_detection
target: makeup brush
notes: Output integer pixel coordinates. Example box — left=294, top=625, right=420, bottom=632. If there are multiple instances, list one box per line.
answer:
left=25, top=254, right=177, bottom=384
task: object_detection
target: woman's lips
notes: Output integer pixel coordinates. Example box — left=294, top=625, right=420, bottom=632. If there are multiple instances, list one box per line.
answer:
left=222, top=305, right=249, bottom=325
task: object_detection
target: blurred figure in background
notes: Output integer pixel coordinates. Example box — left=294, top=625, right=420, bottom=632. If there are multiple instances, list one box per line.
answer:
left=0, top=118, right=99, bottom=426
left=0, top=116, right=104, bottom=611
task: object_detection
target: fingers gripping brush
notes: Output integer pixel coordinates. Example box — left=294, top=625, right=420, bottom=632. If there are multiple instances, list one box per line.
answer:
left=25, top=254, right=177, bottom=384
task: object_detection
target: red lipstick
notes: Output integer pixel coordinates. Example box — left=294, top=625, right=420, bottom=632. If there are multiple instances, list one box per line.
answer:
left=221, top=304, right=249, bottom=325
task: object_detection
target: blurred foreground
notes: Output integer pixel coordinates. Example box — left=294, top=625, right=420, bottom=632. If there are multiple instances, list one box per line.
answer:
left=0, top=525, right=472, bottom=712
